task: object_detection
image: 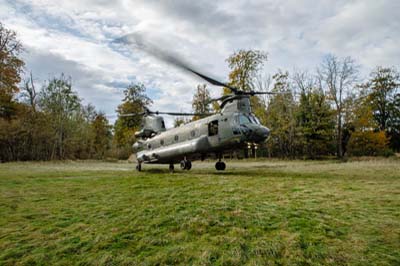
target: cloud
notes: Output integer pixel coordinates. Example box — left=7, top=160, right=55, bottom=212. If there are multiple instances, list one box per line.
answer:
left=1, top=0, right=399, bottom=126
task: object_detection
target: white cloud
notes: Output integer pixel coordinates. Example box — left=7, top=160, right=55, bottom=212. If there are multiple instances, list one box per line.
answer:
left=1, top=0, right=399, bottom=126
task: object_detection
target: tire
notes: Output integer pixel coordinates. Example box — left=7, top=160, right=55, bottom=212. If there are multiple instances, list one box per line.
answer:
left=180, top=160, right=186, bottom=170
left=186, top=161, right=192, bottom=170
left=215, top=161, right=226, bottom=171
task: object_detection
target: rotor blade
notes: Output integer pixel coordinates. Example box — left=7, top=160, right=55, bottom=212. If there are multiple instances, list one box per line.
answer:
left=119, top=112, right=146, bottom=117
left=208, top=94, right=233, bottom=103
left=247, top=91, right=291, bottom=95
left=115, top=33, right=239, bottom=94
left=154, top=111, right=214, bottom=116
left=120, top=111, right=213, bottom=117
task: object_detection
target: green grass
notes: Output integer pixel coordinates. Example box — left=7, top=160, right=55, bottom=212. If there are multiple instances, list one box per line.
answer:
left=0, top=159, right=399, bottom=265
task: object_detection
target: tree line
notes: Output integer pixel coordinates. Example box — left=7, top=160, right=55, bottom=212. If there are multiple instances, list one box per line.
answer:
left=1, top=23, right=399, bottom=162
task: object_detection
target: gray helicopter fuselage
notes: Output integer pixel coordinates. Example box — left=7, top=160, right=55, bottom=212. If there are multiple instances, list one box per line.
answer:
left=134, top=96, right=270, bottom=164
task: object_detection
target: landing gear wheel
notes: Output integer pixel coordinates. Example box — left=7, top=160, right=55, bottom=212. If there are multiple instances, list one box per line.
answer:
left=136, top=164, right=142, bottom=172
left=215, top=161, right=226, bottom=171
left=180, top=160, right=186, bottom=170
left=169, top=163, right=174, bottom=173
left=180, top=160, right=192, bottom=170
left=186, top=161, right=192, bottom=170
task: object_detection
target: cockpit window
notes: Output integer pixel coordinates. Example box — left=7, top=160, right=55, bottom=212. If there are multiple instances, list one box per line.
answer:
left=236, top=114, right=261, bottom=125
left=239, top=115, right=251, bottom=124
left=249, top=114, right=261, bottom=125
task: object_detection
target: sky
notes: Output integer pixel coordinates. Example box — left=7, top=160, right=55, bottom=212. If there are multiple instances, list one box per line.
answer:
left=1, top=0, right=399, bottom=126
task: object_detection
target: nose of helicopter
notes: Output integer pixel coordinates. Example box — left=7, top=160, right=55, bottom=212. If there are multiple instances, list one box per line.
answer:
left=241, top=125, right=270, bottom=142
left=255, top=126, right=270, bottom=141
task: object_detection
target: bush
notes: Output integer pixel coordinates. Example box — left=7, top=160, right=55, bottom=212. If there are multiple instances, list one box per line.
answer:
left=348, top=131, right=390, bottom=156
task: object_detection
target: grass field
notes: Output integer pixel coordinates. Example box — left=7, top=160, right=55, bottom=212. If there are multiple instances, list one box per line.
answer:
left=1, top=159, right=399, bottom=265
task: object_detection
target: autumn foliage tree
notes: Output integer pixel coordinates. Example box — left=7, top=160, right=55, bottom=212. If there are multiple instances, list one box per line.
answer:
left=347, top=96, right=390, bottom=156
left=360, top=67, right=400, bottom=151
left=265, top=71, right=299, bottom=158
left=113, top=83, right=152, bottom=158
left=1, top=23, right=399, bottom=161
left=0, top=22, right=24, bottom=119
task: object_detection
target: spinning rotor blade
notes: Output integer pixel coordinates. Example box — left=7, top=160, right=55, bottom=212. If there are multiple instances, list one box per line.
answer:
left=115, top=33, right=239, bottom=94
left=154, top=111, right=213, bottom=116
left=246, top=91, right=291, bottom=96
left=207, top=91, right=289, bottom=103
left=115, top=34, right=287, bottom=97
left=120, top=110, right=213, bottom=117
left=208, top=95, right=232, bottom=103
left=119, top=112, right=146, bottom=117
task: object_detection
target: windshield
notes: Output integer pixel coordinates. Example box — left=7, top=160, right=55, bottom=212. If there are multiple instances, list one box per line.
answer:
left=249, top=114, right=261, bottom=125
left=236, top=114, right=260, bottom=125
left=239, top=114, right=251, bottom=124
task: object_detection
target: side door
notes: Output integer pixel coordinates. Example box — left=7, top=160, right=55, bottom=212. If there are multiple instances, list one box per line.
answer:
left=218, top=115, right=233, bottom=143
left=207, top=119, right=219, bottom=147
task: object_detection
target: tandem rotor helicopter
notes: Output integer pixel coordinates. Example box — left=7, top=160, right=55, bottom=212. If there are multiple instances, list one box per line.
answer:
left=117, top=34, right=282, bottom=172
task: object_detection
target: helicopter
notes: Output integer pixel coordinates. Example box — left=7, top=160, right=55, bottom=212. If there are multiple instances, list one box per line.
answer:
left=118, top=34, right=280, bottom=172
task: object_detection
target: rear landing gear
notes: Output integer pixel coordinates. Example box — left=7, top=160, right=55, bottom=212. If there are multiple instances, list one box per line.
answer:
left=215, top=161, right=226, bottom=171
left=180, top=160, right=192, bottom=170
left=169, top=163, right=174, bottom=173
left=136, top=163, right=142, bottom=172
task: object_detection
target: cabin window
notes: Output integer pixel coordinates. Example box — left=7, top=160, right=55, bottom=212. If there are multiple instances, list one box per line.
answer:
left=147, top=144, right=152, bottom=149
left=191, top=130, right=196, bottom=137
left=174, top=135, right=179, bottom=142
left=233, top=127, right=241, bottom=135
left=160, top=139, right=164, bottom=145
left=208, top=120, right=218, bottom=136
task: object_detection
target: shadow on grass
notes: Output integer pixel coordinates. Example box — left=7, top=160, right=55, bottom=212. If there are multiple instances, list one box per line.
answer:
left=138, top=168, right=327, bottom=179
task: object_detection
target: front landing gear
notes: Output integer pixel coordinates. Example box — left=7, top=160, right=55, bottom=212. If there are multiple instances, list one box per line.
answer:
left=215, top=161, right=226, bottom=171
left=180, top=160, right=192, bottom=170
left=136, top=163, right=142, bottom=172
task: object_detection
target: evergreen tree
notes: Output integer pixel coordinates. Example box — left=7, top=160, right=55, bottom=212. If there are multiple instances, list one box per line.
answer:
left=297, top=89, right=335, bottom=158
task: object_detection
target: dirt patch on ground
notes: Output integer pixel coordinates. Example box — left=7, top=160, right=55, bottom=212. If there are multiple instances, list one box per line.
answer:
left=128, top=154, right=137, bottom=163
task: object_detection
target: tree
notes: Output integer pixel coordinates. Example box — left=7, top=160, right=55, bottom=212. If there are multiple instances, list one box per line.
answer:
left=0, top=22, right=25, bottom=119
left=250, top=73, right=272, bottom=126
left=226, top=49, right=268, bottom=92
left=21, top=72, right=37, bottom=112
left=360, top=67, right=400, bottom=151
left=39, top=74, right=81, bottom=159
left=225, top=50, right=269, bottom=125
left=91, top=113, right=112, bottom=159
left=347, top=96, right=390, bottom=156
left=113, top=83, right=152, bottom=158
left=317, top=55, right=358, bottom=158
left=294, top=71, right=335, bottom=158
left=265, top=71, right=299, bottom=158
left=191, top=84, right=212, bottom=121
left=173, top=117, right=189, bottom=128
